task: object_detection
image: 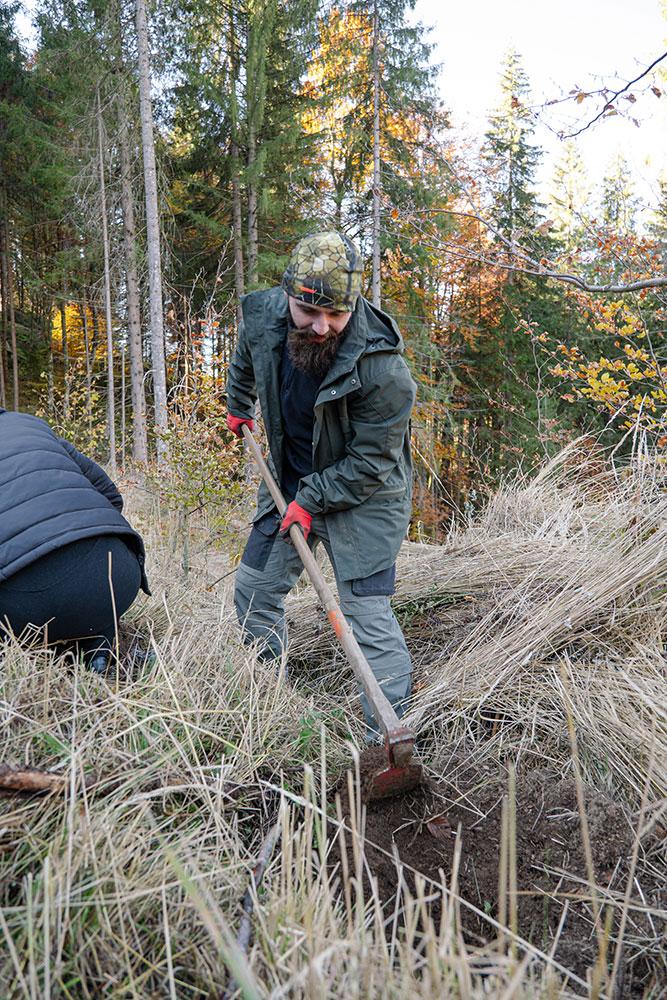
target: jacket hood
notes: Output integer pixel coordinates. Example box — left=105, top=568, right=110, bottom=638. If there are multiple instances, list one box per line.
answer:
left=358, top=297, right=405, bottom=354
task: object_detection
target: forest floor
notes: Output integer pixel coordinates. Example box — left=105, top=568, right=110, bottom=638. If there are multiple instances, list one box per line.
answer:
left=1, top=446, right=665, bottom=998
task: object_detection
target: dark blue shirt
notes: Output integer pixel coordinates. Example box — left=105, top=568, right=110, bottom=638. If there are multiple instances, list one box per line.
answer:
left=280, top=339, right=322, bottom=501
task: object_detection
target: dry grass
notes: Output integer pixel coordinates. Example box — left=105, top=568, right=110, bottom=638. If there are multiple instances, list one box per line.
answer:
left=1, top=445, right=665, bottom=997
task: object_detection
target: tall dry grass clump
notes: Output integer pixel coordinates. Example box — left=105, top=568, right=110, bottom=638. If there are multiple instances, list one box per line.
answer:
left=0, top=444, right=665, bottom=997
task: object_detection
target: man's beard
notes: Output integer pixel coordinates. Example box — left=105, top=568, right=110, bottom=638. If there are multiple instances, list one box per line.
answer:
left=286, top=326, right=344, bottom=379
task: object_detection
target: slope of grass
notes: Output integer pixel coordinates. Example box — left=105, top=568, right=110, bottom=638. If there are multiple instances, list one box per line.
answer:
left=0, top=446, right=665, bottom=997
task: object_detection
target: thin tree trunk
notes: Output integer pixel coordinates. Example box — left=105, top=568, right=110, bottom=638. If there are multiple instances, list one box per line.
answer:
left=135, top=0, right=168, bottom=460
left=90, top=302, right=100, bottom=361
left=117, top=83, right=148, bottom=463
left=121, top=341, right=126, bottom=466
left=246, top=123, right=258, bottom=288
left=5, top=221, right=18, bottom=410
left=97, top=87, right=117, bottom=476
left=246, top=7, right=260, bottom=289
left=245, top=0, right=274, bottom=289
left=181, top=294, right=191, bottom=393
left=60, top=299, right=69, bottom=420
left=0, top=215, right=7, bottom=409
left=79, top=292, right=93, bottom=441
left=371, top=0, right=381, bottom=308
left=47, top=305, right=54, bottom=417
left=229, top=9, right=245, bottom=325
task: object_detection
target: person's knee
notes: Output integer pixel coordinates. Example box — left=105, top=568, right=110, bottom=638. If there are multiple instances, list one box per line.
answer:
left=338, top=589, right=390, bottom=617
left=338, top=593, right=404, bottom=645
left=235, top=564, right=273, bottom=619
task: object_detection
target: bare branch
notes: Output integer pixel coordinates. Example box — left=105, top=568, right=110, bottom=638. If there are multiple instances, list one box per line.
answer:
left=561, top=51, right=667, bottom=139
left=403, top=148, right=667, bottom=296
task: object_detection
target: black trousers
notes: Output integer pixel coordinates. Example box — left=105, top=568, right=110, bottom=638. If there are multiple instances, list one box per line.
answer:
left=0, top=536, right=141, bottom=656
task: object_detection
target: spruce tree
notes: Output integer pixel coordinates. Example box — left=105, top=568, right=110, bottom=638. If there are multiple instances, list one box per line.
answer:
left=548, top=140, right=591, bottom=252
left=303, top=0, right=440, bottom=281
left=483, top=48, right=541, bottom=247
left=601, top=153, right=638, bottom=234
left=458, top=49, right=580, bottom=478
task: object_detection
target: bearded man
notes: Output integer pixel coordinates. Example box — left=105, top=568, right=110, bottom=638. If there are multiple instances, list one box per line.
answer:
left=226, top=231, right=416, bottom=738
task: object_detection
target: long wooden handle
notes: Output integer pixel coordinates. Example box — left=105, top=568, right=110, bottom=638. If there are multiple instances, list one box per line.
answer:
left=241, top=424, right=402, bottom=738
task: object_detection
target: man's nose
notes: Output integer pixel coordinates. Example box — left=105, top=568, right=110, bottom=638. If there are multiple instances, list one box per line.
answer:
left=311, top=314, right=330, bottom=336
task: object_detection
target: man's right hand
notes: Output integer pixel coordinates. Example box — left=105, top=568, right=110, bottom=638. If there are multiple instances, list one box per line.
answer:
left=226, top=413, right=254, bottom=438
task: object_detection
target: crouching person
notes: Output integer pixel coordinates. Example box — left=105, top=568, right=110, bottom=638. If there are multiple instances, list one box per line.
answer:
left=0, top=409, right=150, bottom=672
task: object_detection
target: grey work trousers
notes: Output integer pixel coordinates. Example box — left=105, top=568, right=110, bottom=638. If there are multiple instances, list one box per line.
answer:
left=233, top=514, right=412, bottom=735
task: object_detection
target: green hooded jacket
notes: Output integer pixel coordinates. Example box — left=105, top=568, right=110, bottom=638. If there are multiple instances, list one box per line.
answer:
left=226, top=287, right=416, bottom=582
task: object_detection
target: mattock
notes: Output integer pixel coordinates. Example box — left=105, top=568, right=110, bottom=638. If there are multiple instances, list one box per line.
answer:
left=242, top=424, right=423, bottom=801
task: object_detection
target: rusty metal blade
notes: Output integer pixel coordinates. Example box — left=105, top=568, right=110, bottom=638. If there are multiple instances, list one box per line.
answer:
left=365, top=763, right=423, bottom=802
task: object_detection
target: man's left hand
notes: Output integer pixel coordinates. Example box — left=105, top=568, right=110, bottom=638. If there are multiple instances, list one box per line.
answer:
left=279, top=502, right=312, bottom=542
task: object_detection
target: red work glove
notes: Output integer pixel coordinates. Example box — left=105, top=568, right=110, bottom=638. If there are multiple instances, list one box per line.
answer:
left=226, top=412, right=254, bottom=438
left=279, top=501, right=312, bottom=542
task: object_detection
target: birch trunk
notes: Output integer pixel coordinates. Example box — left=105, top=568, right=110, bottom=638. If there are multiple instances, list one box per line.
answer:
left=97, top=88, right=117, bottom=476
left=117, top=84, right=148, bottom=463
left=135, top=0, right=168, bottom=459
left=371, top=0, right=382, bottom=308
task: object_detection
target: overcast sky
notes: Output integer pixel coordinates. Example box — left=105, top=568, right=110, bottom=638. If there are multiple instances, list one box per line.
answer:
left=412, top=0, right=667, bottom=215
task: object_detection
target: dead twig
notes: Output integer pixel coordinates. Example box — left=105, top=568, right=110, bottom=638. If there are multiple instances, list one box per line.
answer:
left=223, top=818, right=282, bottom=1000
left=0, top=765, right=67, bottom=795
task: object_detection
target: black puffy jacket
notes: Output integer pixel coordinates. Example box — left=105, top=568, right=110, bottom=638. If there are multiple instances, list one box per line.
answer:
left=0, top=410, right=149, bottom=592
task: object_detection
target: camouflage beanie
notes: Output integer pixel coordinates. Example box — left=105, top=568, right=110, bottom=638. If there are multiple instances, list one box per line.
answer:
left=282, top=231, right=363, bottom=312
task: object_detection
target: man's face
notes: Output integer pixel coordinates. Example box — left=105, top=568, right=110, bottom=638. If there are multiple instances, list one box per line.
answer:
left=287, top=297, right=352, bottom=341
left=286, top=295, right=353, bottom=378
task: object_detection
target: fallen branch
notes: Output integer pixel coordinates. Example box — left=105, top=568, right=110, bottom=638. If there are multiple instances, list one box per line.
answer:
left=0, top=765, right=67, bottom=795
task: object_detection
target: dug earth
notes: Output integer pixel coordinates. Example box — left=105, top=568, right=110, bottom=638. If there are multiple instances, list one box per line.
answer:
left=332, top=751, right=658, bottom=993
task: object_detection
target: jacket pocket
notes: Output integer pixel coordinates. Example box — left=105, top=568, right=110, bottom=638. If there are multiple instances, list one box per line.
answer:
left=351, top=563, right=396, bottom=597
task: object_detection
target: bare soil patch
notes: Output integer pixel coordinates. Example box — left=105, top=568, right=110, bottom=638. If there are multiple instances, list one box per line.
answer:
left=333, top=754, right=660, bottom=992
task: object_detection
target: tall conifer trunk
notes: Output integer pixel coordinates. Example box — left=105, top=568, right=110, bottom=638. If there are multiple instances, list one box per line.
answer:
left=0, top=211, right=8, bottom=409
left=47, top=309, right=54, bottom=417
left=79, top=291, right=93, bottom=440
left=135, top=0, right=168, bottom=459
left=245, top=0, right=274, bottom=288
left=371, top=0, right=381, bottom=307
left=229, top=9, right=245, bottom=324
left=117, top=83, right=148, bottom=464
left=1, top=194, right=18, bottom=409
left=246, top=126, right=258, bottom=288
left=97, top=88, right=117, bottom=476
left=60, top=299, right=69, bottom=418
left=5, top=221, right=18, bottom=410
